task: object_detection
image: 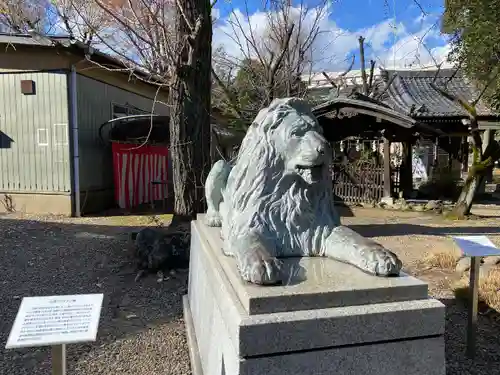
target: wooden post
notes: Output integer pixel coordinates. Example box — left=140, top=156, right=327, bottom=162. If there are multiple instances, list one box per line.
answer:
left=383, top=137, right=391, bottom=198
left=447, top=136, right=453, bottom=172
left=483, top=130, right=495, bottom=183
left=210, top=125, right=226, bottom=164
left=462, top=136, right=469, bottom=174
left=400, top=141, right=413, bottom=198
left=430, top=137, right=439, bottom=179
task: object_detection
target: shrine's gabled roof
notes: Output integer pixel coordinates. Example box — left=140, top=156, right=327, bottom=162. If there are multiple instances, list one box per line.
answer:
left=312, top=97, right=444, bottom=140
left=378, top=68, right=500, bottom=118
left=313, top=97, right=416, bottom=128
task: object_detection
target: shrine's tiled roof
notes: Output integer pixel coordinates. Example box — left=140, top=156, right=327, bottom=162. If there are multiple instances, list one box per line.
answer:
left=379, top=69, right=499, bottom=118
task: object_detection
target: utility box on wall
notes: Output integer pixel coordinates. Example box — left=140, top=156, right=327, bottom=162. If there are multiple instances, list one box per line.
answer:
left=20, top=80, right=36, bottom=95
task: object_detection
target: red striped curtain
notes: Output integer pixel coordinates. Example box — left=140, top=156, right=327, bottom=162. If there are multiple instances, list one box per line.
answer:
left=111, top=142, right=169, bottom=209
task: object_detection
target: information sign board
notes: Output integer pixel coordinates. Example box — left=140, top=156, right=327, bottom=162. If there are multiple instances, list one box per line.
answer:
left=453, top=235, right=500, bottom=257
left=5, top=293, right=104, bottom=349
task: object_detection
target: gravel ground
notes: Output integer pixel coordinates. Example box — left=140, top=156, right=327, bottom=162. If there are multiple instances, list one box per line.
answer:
left=0, top=214, right=190, bottom=375
left=1, top=207, right=500, bottom=374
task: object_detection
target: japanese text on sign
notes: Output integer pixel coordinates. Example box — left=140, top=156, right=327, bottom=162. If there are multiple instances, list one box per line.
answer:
left=5, top=294, right=103, bottom=349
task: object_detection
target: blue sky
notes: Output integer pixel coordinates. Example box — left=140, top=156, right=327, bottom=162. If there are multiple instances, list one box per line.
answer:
left=213, top=0, right=450, bottom=72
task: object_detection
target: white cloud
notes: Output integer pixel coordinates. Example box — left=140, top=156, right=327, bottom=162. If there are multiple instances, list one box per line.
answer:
left=413, top=13, right=428, bottom=24
left=213, top=4, right=364, bottom=71
left=212, top=4, right=451, bottom=73
left=47, top=1, right=451, bottom=75
left=212, top=7, right=220, bottom=21
left=375, top=20, right=451, bottom=69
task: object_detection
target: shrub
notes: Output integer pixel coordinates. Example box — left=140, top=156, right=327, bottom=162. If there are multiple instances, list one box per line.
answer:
left=417, top=166, right=462, bottom=200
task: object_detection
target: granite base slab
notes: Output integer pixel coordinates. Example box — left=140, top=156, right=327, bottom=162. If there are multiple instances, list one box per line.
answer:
left=185, top=219, right=446, bottom=375
left=196, top=214, right=430, bottom=315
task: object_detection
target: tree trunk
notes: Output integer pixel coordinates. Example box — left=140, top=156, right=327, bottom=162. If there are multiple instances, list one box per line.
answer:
left=383, top=137, right=392, bottom=198
left=450, top=137, right=500, bottom=219
left=169, top=0, right=212, bottom=217
left=450, top=171, right=484, bottom=219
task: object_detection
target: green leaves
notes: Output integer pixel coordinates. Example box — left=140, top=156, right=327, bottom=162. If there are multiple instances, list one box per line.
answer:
left=443, top=0, right=500, bottom=110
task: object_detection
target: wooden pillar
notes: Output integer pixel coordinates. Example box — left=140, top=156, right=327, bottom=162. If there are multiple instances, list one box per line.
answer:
left=210, top=125, right=226, bottom=164
left=447, top=136, right=453, bottom=172
left=483, top=130, right=495, bottom=183
left=430, top=137, right=439, bottom=179
left=477, top=129, right=496, bottom=194
left=400, top=141, right=413, bottom=198
left=462, top=136, right=469, bottom=174
left=383, top=137, right=391, bottom=198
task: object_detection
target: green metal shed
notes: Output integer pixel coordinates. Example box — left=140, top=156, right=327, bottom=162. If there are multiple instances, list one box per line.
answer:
left=0, top=33, right=170, bottom=215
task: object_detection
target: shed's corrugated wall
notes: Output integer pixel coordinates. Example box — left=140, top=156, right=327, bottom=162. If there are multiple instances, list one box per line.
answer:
left=76, top=74, right=169, bottom=192
left=0, top=71, right=70, bottom=192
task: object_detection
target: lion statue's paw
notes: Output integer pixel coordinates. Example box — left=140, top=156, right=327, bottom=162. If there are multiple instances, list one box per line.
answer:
left=362, top=245, right=402, bottom=276
left=238, top=247, right=283, bottom=285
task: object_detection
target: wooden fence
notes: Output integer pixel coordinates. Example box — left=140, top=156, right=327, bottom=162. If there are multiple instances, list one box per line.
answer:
left=332, top=164, right=401, bottom=204
left=330, top=139, right=401, bottom=204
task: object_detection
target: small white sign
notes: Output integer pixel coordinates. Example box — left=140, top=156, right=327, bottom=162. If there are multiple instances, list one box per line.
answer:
left=5, top=294, right=104, bottom=349
left=453, top=235, right=500, bottom=257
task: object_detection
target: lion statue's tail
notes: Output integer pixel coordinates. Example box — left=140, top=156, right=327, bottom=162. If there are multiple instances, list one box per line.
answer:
left=205, top=159, right=232, bottom=227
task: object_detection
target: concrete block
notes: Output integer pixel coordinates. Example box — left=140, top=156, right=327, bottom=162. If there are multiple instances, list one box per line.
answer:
left=238, top=336, right=445, bottom=375
left=184, top=296, right=445, bottom=375
left=239, top=299, right=444, bottom=356
left=197, top=215, right=429, bottom=315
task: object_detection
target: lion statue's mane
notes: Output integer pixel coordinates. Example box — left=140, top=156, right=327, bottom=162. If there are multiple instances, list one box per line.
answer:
left=219, top=98, right=337, bottom=257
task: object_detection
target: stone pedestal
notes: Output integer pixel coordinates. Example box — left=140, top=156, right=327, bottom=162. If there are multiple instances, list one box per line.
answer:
left=184, top=216, right=446, bottom=375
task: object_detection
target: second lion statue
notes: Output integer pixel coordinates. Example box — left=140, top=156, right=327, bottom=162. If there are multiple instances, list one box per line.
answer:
left=204, top=97, right=403, bottom=285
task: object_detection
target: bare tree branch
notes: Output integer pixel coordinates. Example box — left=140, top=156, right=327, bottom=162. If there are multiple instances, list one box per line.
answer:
left=321, top=71, right=337, bottom=88
left=411, top=0, right=428, bottom=16
left=359, top=36, right=368, bottom=95
left=374, top=73, right=397, bottom=100
left=211, top=67, right=243, bottom=119
left=368, top=59, right=376, bottom=91
left=213, top=0, right=329, bottom=118
left=339, top=54, right=355, bottom=77
left=267, top=23, right=294, bottom=101
left=0, top=0, right=47, bottom=32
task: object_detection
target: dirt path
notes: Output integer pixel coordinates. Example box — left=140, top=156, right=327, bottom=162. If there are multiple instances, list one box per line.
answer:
left=341, top=206, right=500, bottom=268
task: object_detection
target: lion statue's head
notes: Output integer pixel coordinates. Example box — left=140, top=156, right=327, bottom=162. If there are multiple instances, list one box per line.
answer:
left=229, top=98, right=332, bottom=192
left=221, top=98, right=339, bottom=254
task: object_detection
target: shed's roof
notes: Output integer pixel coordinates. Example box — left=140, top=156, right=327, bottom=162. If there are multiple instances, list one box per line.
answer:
left=379, top=68, right=499, bottom=118
left=0, top=33, right=164, bottom=85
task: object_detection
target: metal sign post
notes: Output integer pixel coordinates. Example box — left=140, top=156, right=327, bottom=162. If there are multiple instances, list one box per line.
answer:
left=467, top=256, right=480, bottom=359
left=52, top=344, right=67, bottom=375
left=5, top=294, right=104, bottom=373
left=453, top=236, right=500, bottom=359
